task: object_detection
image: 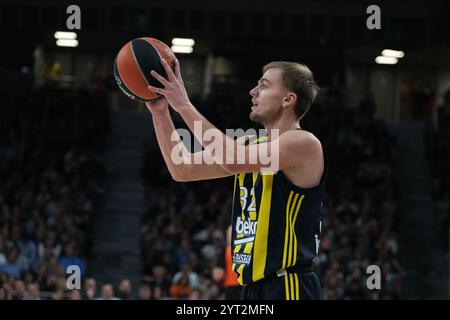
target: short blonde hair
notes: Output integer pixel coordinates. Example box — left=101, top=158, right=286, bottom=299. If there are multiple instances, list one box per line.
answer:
left=263, top=61, right=319, bottom=119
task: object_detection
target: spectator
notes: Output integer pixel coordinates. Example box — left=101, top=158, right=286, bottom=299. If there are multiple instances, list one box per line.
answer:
left=137, top=284, right=152, bottom=300
left=70, top=290, right=82, bottom=300
left=97, top=283, right=119, bottom=300
left=172, top=263, right=200, bottom=291
left=0, top=247, right=26, bottom=278
left=13, top=280, right=26, bottom=300
left=0, top=87, right=108, bottom=300
left=50, top=288, right=66, bottom=300
left=169, top=273, right=192, bottom=299
left=82, top=278, right=97, bottom=300
left=117, top=278, right=133, bottom=300
left=0, top=287, right=12, bottom=300
left=23, top=283, right=41, bottom=300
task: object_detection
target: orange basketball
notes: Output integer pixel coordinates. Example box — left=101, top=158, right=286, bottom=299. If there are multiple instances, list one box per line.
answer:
left=113, top=37, right=176, bottom=102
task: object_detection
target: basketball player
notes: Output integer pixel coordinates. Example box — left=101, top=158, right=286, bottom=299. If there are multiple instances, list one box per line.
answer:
left=145, top=59, right=327, bottom=300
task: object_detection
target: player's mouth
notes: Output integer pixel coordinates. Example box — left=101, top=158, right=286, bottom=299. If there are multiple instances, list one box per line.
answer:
left=251, top=102, right=259, bottom=110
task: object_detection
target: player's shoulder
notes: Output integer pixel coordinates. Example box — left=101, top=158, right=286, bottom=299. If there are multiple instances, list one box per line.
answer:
left=281, top=129, right=325, bottom=173
left=281, top=129, right=322, bottom=147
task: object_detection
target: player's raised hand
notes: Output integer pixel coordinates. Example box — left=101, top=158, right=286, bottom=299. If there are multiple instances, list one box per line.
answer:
left=147, top=58, right=192, bottom=113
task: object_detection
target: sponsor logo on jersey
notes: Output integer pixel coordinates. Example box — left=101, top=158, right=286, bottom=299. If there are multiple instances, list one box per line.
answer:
left=233, top=253, right=252, bottom=265
left=235, top=216, right=257, bottom=236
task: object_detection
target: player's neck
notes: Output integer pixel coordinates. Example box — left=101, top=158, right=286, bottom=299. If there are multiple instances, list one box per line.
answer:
left=264, top=117, right=300, bottom=141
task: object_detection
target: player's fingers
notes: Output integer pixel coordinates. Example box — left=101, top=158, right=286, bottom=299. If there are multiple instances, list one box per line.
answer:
left=147, top=85, right=167, bottom=95
left=150, top=70, right=169, bottom=87
left=160, top=58, right=176, bottom=81
left=174, top=58, right=182, bottom=81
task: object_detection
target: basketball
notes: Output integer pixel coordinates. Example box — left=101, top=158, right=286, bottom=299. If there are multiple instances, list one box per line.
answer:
left=113, top=37, right=176, bottom=102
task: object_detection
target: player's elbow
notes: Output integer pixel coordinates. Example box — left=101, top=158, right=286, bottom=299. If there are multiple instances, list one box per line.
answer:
left=170, top=171, right=190, bottom=182
left=170, top=167, right=195, bottom=182
left=171, top=174, right=183, bottom=182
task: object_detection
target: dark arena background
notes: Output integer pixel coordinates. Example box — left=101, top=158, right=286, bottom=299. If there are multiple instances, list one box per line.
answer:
left=1, top=0, right=449, bottom=302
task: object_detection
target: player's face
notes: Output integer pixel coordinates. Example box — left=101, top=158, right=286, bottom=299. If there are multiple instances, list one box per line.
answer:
left=249, top=68, right=287, bottom=124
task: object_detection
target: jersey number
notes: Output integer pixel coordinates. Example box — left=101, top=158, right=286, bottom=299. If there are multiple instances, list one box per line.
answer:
left=240, top=186, right=256, bottom=213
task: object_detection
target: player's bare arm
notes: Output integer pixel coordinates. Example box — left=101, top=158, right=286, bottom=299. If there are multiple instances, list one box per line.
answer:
left=148, top=58, right=322, bottom=176
left=146, top=97, right=232, bottom=181
left=146, top=94, right=256, bottom=181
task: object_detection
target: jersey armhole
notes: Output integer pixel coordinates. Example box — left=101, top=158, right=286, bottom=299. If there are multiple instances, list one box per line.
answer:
left=279, top=144, right=328, bottom=192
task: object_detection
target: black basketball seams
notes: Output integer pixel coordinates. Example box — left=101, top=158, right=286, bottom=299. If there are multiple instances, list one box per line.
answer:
left=131, top=38, right=167, bottom=90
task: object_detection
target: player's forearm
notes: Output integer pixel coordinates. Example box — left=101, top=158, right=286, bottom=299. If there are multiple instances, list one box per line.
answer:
left=150, top=109, right=195, bottom=180
left=178, top=105, right=238, bottom=167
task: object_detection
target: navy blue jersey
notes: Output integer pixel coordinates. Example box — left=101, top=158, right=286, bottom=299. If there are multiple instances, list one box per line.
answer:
left=231, top=132, right=327, bottom=285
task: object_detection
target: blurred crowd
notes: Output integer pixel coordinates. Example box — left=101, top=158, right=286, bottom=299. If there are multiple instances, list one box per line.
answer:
left=308, top=93, right=404, bottom=299
left=139, top=178, right=233, bottom=299
left=430, top=89, right=450, bottom=252
left=0, top=86, right=108, bottom=299
left=1, top=82, right=407, bottom=300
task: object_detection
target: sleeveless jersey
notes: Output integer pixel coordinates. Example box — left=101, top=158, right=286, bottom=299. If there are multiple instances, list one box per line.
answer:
left=231, top=133, right=327, bottom=285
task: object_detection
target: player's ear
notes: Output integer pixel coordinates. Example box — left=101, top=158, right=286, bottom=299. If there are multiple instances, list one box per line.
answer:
left=282, top=92, right=297, bottom=108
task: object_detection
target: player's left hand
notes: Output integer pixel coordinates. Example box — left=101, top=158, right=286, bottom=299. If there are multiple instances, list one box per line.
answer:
left=147, top=58, right=192, bottom=112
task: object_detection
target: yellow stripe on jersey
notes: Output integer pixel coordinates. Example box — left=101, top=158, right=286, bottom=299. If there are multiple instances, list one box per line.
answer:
left=284, top=274, right=290, bottom=300
left=282, top=191, right=305, bottom=268
left=232, top=174, right=237, bottom=213
left=294, top=273, right=300, bottom=300
left=252, top=172, right=258, bottom=184
left=231, top=173, right=238, bottom=276
left=244, top=242, right=253, bottom=254
left=252, top=174, right=273, bottom=282
left=283, top=192, right=294, bottom=269
left=284, top=273, right=300, bottom=300
left=249, top=136, right=268, bottom=145
left=238, top=173, right=246, bottom=220
left=236, top=264, right=245, bottom=285
left=292, top=195, right=305, bottom=266
left=249, top=172, right=258, bottom=220
left=286, top=193, right=299, bottom=267
left=289, top=274, right=295, bottom=300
